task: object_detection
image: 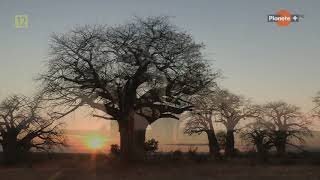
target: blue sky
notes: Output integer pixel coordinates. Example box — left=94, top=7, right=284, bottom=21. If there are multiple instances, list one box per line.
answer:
left=0, top=0, right=319, bottom=115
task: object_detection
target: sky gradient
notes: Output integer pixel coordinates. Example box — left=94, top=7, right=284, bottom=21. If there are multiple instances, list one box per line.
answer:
left=0, top=0, right=319, bottom=130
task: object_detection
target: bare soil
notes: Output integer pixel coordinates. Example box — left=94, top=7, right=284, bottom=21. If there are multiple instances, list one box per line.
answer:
left=1, top=153, right=320, bottom=180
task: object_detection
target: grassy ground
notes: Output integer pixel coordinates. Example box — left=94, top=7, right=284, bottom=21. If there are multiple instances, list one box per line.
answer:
left=1, top=153, right=320, bottom=180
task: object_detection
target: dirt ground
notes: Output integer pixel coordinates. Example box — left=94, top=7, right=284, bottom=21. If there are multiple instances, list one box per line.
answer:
left=1, top=155, right=320, bottom=180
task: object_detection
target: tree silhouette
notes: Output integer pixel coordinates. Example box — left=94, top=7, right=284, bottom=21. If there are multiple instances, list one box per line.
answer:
left=210, top=89, right=259, bottom=157
left=184, top=91, right=221, bottom=158
left=0, top=94, right=64, bottom=165
left=259, top=102, right=312, bottom=156
left=39, top=16, right=218, bottom=161
left=241, top=119, right=273, bottom=162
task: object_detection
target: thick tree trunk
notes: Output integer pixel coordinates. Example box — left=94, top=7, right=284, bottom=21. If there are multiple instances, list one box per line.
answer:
left=225, top=130, right=235, bottom=157
left=256, top=142, right=264, bottom=155
left=3, top=147, right=20, bottom=165
left=119, top=121, right=130, bottom=161
left=118, top=111, right=148, bottom=162
left=119, top=127, right=147, bottom=162
left=206, top=131, right=221, bottom=158
left=130, top=112, right=148, bottom=161
left=275, top=143, right=286, bottom=156
left=2, top=137, right=22, bottom=165
left=256, top=143, right=268, bottom=162
left=132, top=128, right=146, bottom=161
left=274, top=131, right=287, bottom=156
left=1, top=131, right=32, bottom=165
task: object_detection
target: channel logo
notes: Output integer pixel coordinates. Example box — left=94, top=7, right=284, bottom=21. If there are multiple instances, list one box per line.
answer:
left=268, top=10, right=303, bottom=27
left=15, top=15, right=28, bottom=29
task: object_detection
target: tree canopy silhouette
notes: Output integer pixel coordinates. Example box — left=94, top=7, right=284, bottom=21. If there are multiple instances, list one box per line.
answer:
left=210, top=89, right=259, bottom=157
left=184, top=90, right=221, bottom=157
left=241, top=118, right=274, bottom=161
left=259, top=101, right=312, bottom=155
left=39, top=16, right=218, bottom=161
left=184, top=89, right=259, bottom=157
left=0, top=94, right=65, bottom=164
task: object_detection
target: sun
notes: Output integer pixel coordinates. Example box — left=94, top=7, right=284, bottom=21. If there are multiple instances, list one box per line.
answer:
left=83, top=133, right=107, bottom=151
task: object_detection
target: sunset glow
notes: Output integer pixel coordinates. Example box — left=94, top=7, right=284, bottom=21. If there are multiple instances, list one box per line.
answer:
left=83, top=133, right=108, bottom=151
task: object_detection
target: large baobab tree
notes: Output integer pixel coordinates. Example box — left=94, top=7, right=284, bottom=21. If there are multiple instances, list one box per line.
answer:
left=0, top=95, right=64, bottom=165
left=260, top=102, right=312, bottom=156
left=39, top=16, right=218, bottom=161
left=211, top=89, right=259, bottom=157
left=184, top=91, right=221, bottom=158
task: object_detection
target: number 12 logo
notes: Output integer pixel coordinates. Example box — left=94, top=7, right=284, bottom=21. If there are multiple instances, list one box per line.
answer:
left=15, top=15, right=28, bottom=29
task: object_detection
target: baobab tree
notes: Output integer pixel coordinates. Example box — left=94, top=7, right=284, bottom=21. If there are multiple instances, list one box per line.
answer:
left=39, top=16, right=218, bottom=161
left=241, top=119, right=273, bottom=161
left=211, top=89, right=259, bottom=157
left=0, top=95, right=64, bottom=164
left=184, top=91, right=221, bottom=158
left=260, top=102, right=312, bottom=156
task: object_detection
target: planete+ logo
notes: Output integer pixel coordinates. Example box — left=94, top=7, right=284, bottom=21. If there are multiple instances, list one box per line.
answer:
left=268, top=10, right=304, bottom=27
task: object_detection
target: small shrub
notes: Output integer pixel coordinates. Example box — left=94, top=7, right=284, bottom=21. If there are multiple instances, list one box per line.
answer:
left=110, top=144, right=120, bottom=156
left=144, top=139, right=159, bottom=153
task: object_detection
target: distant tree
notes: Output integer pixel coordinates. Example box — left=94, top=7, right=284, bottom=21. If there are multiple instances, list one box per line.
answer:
left=241, top=119, right=273, bottom=162
left=260, top=102, right=312, bottom=156
left=211, top=89, right=259, bottom=157
left=184, top=91, right=221, bottom=158
left=0, top=95, right=64, bottom=165
left=39, top=16, right=218, bottom=161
